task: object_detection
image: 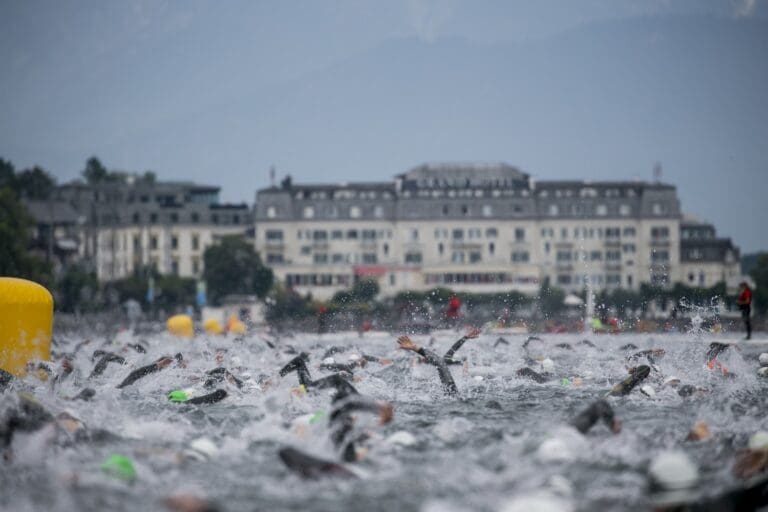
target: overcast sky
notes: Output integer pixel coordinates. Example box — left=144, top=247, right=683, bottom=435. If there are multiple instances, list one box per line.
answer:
left=1, top=0, right=766, bottom=252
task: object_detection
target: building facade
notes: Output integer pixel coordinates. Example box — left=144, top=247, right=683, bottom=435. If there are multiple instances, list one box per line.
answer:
left=254, top=163, right=740, bottom=299
left=51, top=178, right=251, bottom=281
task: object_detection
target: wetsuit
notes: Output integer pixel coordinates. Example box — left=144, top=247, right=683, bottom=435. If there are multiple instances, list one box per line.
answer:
left=89, top=352, right=126, bottom=379
left=516, top=367, right=552, bottom=383
left=570, top=400, right=617, bottom=434
left=443, top=334, right=473, bottom=365
left=608, top=365, right=651, bottom=396
left=415, top=347, right=458, bottom=395
left=328, top=395, right=390, bottom=462
left=116, top=353, right=182, bottom=389
left=278, top=447, right=357, bottom=479
left=280, top=355, right=359, bottom=399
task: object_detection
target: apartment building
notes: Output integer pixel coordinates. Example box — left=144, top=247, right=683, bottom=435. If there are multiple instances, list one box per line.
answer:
left=254, top=163, right=740, bottom=299
left=52, top=178, right=251, bottom=281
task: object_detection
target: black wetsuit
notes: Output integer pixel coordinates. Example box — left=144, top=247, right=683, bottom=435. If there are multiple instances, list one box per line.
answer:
left=443, top=335, right=471, bottom=365
left=516, top=367, right=552, bottom=383
left=570, top=400, right=616, bottom=434
left=416, top=347, right=458, bottom=395
left=116, top=354, right=182, bottom=389
left=278, top=447, right=357, bottom=479
left=89, top=352, right=126, bottom=379
left=280, top=354, right=359, bottom=399
left=328, top=395, right=386, bottom=462
left=608, top=365, right=651, bottom=396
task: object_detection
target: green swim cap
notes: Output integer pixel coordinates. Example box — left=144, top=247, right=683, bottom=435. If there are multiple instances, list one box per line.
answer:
left=560, top=378, right=571, bottom=387
left=309, top=410, right=325, bottom=424
left=168, top=389, right=189, bottom=402
left=101, top=454, right=136, bottom=482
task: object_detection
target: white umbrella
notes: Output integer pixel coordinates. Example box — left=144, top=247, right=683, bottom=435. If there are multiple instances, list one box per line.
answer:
left=563, top=294, right=584, bottom=306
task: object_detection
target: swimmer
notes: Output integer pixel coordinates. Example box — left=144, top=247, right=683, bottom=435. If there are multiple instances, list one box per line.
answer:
left=396, top=335, right=458, bottom=395
left=278, top=446, right=358, bottom=479
left=116, top=353, right=184, bottom=389
left=608, top=365, right=651, bottom=396
left=516, top=367, right=552, bottom=383
left=279, top=354, right=359, bottom=399
left=569, top=399, right=621, bottom=434
left=89, top=352, right=126, bottom=379
left=328, top=394, right=394, bottom=462
left=443, top=327, right=482, bottom=365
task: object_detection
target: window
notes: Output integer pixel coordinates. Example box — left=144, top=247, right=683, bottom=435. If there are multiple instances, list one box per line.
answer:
left=548, top=204, right=559, bottom=216
left=192, top=257, right=200, bottom=274
left=590, top=251, right=602, bottom=261
left=410, top=229, right=419, bottom=241
left=362, top=253, right=377, bottom=264
left=486, top=228, right=498, bottom=238
left=170, top=213, right=179, bottom=223
left=623, top=226, right=636, bottom=237
left=619, top=204, right=631, bottom=216
left=266, top=230, right=283, bottom=241
left=452, top=229, right=463, bottom=240
left=442, top=205, right=449, bottom=216
left=362, top=230, right=376, bottom=240
left=606, top=250, right=621, bottom=261
left=652, top=203, right=668, bottom=215
left=212, top=214, right=219, bottom=224
left=557, top=275, right=572, bottom=285
left=346, top=229, right=358, bottom=240
left=266, top=206, right=277, bottom=219
left=595, top=204, right=607, bottom=216
left=468, top=228, right=481, bottom=239
left=461, top=205, right=469, bottom=216
left=606, top=274, right=621, bottom=285
left=562, top=228, right=569, bottom=240
left=132, top=212, right=140, bottom=224
left=332, top=254, right=345, bottom=264
left=482, top=205, right=493, bottom=217
left=515, top=228, right=525, bottom=242
left=556, top=250, right=572, bottom=262
left=313, top=230, right=328, bottom=241
left=331, top=230, right=343, bottom=240
left=651, top=226, right=670, bottom=239
left=383, top=243, right=389, bottom=256
left=150, top=213, right=158, bottom=224
left=489, top=242, right=495, bottom=255
left=300, top=246, right=311, bottom=255
left=150, top=235, right=158, bottom=250
left=267, top=254, right=284, bottom=264
left=233, top=214, right=240, bottom=224
left=451, top=252, right=465, bottom=263
left=313, top=254, right=328, bottom=264
left=171, top=259, right=179, bottom=275
left=405, top=252, right=422, bottom=264
left=438, top=243, right=444, bottom=256
left=469, top=251, right=482, bottom=263
left=373, top=205, right=384, bottom=218
left=605, top=227, right=620, bottom=239
left=512, top=251, right=529, bottom=263
left=651, top=250, right=670, bottom=263
left=349, top=206, right=361, bottom=218
left=622, top=243, right=635, bottom=253
left=303, top=206, right=315, bottom=219
left=171, top=235, right=178, bottom=250
left=191, top=212, right=200, bottom=223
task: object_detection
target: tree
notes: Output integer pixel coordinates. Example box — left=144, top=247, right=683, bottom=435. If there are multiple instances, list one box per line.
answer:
left=537, top=282, right=566, bottom=318
left=55, top=265, right=99, bottom=313
left=203, top=236, right=274, bottom=305
left=0, top=188, right=50, bottom=283
left=16, top=166, right=55, bottom=199
left=750, top=252, right=768, bottom=316
left=0, top=158, right=17, bottom=191
left=82, top=156, right=109, bottom=184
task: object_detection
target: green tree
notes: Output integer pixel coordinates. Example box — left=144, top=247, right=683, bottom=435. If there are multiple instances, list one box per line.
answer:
left=750, top=252, right=768, bottom=316
left=0, top=158, right=17, bottom=191
left=0, top=188, right=50, bottom=282
left=16, top=166, right=55, bottom=199
left=82, top=156, right=109, bottom=184
left=55, top=265, right=99, bottom=313
left=203, top=236, right=274, bottom=305
left=537, top=282, right=566, bottom=317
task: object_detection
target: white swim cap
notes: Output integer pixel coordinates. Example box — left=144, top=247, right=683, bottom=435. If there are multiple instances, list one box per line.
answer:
left=648, top=450, right=699, bottom=491
left=759, top=353, right=768, bottom=366
left=348, top=354, right=361, bottom=362
left=640, top=385, right=656, bottom=398
left=540, top=358, right=555, bottom=372
left=748, top=431, right=768, bottom=450
left=322, top=357, right=335, bottom=365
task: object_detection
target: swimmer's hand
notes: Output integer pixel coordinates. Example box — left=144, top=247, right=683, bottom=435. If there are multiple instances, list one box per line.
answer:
left=610, top=418, right=622, bottom=434
left=397, top=336, right=420, bottom=352
left=378, top=402, right=394, bottom=425
left=465, top=327, right=482, bottom=339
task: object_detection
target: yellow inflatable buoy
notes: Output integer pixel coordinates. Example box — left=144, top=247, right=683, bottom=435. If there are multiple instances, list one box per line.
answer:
left=226, top=314, right=246, bottom=335
left=0, top=277, right=53, bottom=376
left=167, top=314, right=194, bottom=338
left=203, top=318, right=223, bottom=335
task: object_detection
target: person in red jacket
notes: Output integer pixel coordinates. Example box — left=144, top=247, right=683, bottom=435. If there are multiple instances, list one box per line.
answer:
left=446, top=295, right=461, bottom=328
left=737, top=282, right=753, bottom=340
